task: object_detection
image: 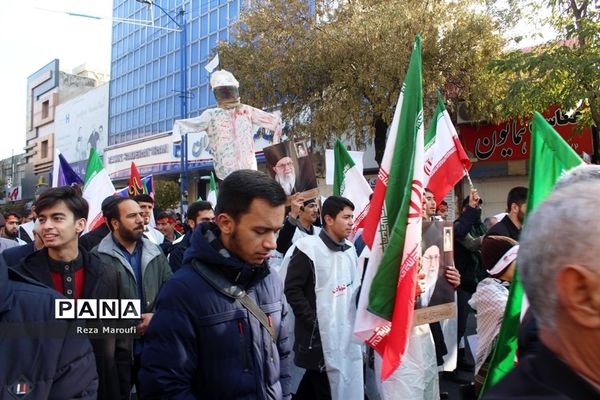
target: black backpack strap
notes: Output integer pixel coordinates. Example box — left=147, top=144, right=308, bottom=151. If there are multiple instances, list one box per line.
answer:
left=191, top=260, right=276, bottom=341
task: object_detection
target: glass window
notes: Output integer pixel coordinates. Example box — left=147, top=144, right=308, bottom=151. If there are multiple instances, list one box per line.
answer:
left=159, top=79, right=166, bottom=98
left=191, top=42, right=199, bottom=63
left=210, top=10, right=217, bottom=31
left=219, top=29, right=228, bottom=42
left=152, top=103, right=159, bottom=122
left=200, top=15, right=208, bottom=36
left=219, top=6, right=228, bottom=28
left=200, top=38, right=208, bottom=59
left=229, top=1, right=239, bottom=21
left=191, top=17, right=199, bottom=38
left=191, top=65, right=199, bottom=87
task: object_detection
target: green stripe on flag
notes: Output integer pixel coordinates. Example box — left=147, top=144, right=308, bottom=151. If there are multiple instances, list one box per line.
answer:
left=481, top=111, right=583, bottom=395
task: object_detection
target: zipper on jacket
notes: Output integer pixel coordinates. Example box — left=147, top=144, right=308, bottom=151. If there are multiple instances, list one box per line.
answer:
left=238, top=320, right=250, bottom=372
left=266, top=314, right=273, bottom=362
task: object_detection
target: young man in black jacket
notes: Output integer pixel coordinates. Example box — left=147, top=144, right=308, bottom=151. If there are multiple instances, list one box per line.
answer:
left=13, top=186, right=131, bottom=400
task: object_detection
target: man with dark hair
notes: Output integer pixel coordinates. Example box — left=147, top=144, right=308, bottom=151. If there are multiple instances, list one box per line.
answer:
left=93, top=196, right=172, bottom=395
left=12, top=186, right=129, bottom=400
left=139, top=170, right=291, bottom=399
left=283, top=195, right=363, bottom=399
left=485, top=186, right=528, bottom=241
left=2, top=212, right=26, bottom=245
left=0, top=257, right=98, bottom=399
left=276, top=194, right=321, bottom=258
left=155, top=211, right=182, bottom=244
left=132, top=194, right=164, bottom=244
left=168, top=200, right=215, bottom=272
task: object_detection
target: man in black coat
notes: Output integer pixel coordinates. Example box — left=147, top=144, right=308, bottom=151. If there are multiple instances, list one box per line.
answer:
left=0, top=258, right=98, bottom=399
left=485, top=181, right=600, bottom=399
left=12, top=187, right=131, bottom=400
left=485, top=186, right=527, bottom=241
left=168, top=200, right=214, bottom=272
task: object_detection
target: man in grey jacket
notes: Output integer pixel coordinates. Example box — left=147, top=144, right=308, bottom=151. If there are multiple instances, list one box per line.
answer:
left=92, top=196, right=172, bottom=393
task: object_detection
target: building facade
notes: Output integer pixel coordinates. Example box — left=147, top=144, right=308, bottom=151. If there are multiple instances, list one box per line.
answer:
left=109, top=0, right=242, bottom=144
left=23, top=60, right=106, bottom=199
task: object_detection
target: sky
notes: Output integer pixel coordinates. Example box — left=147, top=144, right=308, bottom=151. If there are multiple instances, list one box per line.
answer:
left=0, top=1, right=555, bottom=162
left=0, top=0, right=112, bottom=160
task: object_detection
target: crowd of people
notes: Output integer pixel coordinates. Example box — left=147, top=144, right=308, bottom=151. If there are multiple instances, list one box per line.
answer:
left=0, top=164, right=599, bottom=400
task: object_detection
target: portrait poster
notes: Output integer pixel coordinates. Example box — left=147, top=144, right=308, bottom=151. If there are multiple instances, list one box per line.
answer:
left=263, top=139, right=319, bottom=202
left=413, top=221, right=456, bottom=326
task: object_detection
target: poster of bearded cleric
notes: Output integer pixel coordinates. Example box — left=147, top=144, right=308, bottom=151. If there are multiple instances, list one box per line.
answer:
left=263, top=139, right=319, bottom=201
left=413, top=221, right=456, bottom=325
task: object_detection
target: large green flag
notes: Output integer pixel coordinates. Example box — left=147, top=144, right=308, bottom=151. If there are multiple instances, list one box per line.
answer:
left=481, top=111, right=583, bottom=395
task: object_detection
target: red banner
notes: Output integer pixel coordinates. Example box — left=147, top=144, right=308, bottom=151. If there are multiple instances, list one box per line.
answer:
left=460, top=106, right=593, bottom=162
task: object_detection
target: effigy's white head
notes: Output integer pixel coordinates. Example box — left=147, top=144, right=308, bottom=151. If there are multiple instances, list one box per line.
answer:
left=210, top=70, right=239, bottom=89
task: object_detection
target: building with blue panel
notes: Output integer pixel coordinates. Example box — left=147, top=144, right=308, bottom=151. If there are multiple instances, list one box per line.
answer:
left=109, top=0, right=241, bottom=146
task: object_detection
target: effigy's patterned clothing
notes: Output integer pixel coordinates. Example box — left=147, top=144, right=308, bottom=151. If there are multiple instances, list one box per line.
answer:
left=173, top=104, right=282, bottom=180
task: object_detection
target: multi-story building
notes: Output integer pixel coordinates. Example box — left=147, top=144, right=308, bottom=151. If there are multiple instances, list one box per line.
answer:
left=23, top=60, right=108, bottom=200
left=107, top=0, right=246, bottom=199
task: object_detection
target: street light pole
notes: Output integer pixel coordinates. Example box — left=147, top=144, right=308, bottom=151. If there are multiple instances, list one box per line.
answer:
left=137, top=0, right=188, bottom=219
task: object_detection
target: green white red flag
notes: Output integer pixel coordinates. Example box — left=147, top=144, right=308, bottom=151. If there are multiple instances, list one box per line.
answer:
left=423, top=93, right=471, bottom=201
left=480, top=111, right=582, bottom=396
left=354, top=35, right=424, bottom=380
left=83, top=148, right=116, bottom=232
left=333, top=139, right=372, bottom=233
left=207, top=171, right=218, bottom=207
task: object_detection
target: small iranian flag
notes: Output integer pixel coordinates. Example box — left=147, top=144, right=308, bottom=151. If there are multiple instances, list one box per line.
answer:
left=480, top=111, right=583, bottom=396
left=83, top=148, right=116, bottom=232
left=333, top=139, right=372, bottom=232
left=423, top=93, right=471, bottom=202
left=354, top=35, right=424, bottom=380
left=207, top=172, right=218, bottom=207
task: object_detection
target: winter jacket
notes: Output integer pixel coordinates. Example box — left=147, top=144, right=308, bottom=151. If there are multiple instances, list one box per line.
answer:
left=167, top=231, right=191, bottom=272
left=13, top=247, right=132, bottom=400
left=93, top=235, right=172, bottom=313
left=485, top=344, right=600, bottom=399
left=0, top=261, right=98, bottom=399
left=453, top=206, right=487, bottom=293
left=139, top=223, right=292, bottom=400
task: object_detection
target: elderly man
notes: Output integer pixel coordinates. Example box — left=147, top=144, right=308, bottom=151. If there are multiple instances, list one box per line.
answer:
left=273, top=156, right=297, bottom=196
left=485, top=181, right=600, bottom=399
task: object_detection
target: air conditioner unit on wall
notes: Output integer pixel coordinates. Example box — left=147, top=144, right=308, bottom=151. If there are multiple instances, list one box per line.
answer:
left=456, top=102, right=484, bottom=125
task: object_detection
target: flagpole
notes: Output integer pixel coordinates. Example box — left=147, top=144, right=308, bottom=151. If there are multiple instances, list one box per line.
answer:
left=464, top=168, right=474, bottom=188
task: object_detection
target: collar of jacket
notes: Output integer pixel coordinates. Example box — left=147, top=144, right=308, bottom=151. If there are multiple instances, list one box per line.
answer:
left=319, top=229, right=351, bottom=252
left=97, top=234, right=162, bottom=262
left=184, top=222, right=268, bottom=288
left=17, top=247, right=104, bottom=298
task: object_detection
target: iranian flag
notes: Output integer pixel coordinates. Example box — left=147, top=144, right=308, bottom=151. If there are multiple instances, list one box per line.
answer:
left=481, top=111, right=582, bottom=395
left=354, top=35, right=424, bottom=380
left=423, top=93, right=471, bottom=201
left=333, top=139, right=372, bottom=232
left=207, top=172, right=218, bottom=207
left=82, top=148, right=116, bottom=232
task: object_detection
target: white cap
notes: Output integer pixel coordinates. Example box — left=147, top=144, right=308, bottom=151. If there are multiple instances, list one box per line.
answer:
left=210, top=70, right=239, bottom=89
left=487, top=245, right=519, bottom=276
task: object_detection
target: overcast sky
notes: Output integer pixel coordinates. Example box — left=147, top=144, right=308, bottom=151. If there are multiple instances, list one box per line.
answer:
left=0, top=0, right=112, bottom=160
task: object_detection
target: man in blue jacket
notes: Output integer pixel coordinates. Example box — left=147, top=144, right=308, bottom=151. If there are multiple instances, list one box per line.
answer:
left=139, top=169, right=291, bottom=399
